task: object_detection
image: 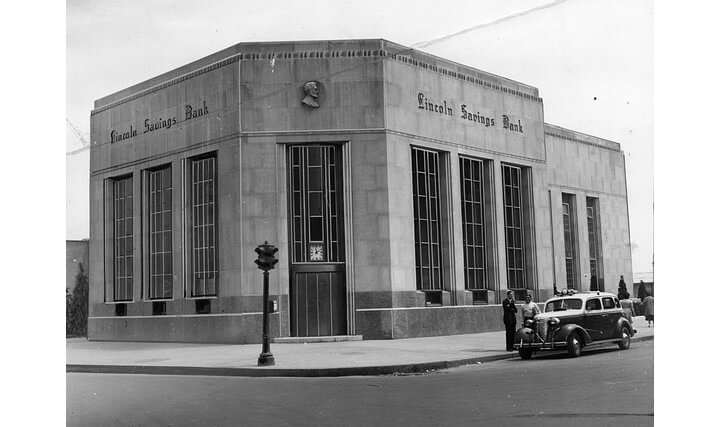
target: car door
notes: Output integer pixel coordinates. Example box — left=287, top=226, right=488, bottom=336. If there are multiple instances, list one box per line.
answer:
left=584, top=298, right=604, bottom=340
left=601, top=296, right=623, bottom=338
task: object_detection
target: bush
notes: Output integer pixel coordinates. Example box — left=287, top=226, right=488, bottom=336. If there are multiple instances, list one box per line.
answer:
left=66, top=263, right=89, bottom=337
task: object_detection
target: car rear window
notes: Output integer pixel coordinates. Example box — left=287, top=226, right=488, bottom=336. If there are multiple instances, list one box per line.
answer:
left=545, top=298, right=582, bottom=311
left=602, top=297, right=617, bottom=309
left=586, top=298, right=602, bottom=311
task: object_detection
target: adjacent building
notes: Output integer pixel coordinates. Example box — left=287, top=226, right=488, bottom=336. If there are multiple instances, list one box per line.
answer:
left=88, top=39, right=633, bottom=343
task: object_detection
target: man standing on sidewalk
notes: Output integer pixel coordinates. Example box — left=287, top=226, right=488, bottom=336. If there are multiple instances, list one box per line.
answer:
left=520, top=293, right=541, bottom=324
left=503, top=291, right=517, bottom=351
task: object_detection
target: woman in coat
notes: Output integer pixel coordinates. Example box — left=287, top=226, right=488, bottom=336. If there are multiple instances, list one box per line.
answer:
left=642, top=293, right=654, bottom=327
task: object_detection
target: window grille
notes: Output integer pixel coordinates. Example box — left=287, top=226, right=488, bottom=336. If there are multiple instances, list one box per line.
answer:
left=412, top=147, right=443, bottom=291
left=288, top=145, right=343, bottom=263
left=190, top=156, right=218, bottom=297
left=562, top=194, right=577, bottom=289
left=148, top=167, right=173, bottom=299
left=502, top=165, right=525, bottom=290
left=113, top=176, right=133, bottom=301
left=586, top=197, right=603, bottom=291
left=460, top=157, right=487, bottom=291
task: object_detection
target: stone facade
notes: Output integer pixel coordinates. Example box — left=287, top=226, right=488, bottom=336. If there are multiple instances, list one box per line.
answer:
left=88, top=39, right=632, bottom=343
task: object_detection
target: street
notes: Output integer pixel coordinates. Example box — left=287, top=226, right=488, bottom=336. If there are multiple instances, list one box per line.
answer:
left=67, top=340, right=653, bottom=427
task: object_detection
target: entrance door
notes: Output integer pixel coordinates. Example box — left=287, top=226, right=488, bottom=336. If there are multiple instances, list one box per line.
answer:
left=288, top=145, right=347, bottom=337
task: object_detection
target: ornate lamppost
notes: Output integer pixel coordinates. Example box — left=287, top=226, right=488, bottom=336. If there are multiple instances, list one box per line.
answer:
left=255, top=241, right=278, bottom=366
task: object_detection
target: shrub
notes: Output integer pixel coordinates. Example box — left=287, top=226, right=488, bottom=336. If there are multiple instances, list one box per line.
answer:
left=67, top=263, right=89, bottom=337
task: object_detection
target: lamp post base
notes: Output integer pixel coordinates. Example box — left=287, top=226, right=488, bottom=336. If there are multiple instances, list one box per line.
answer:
left=257, top=352, right=275, bottom=366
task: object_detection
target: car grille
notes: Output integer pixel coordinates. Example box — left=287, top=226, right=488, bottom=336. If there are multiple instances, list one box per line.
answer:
left=536, top=318, right=548, bottom=341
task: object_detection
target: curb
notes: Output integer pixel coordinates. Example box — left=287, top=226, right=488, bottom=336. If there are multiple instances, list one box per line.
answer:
left=66, top=335, right=653, bottom=378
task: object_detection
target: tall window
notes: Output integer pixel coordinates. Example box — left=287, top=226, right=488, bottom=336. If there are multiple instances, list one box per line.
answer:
left=412, top=147, right=443, bottom=291
left=148, top=167, right=173, bottom=299
left=460, top=157, right=487, bottom=291
left=289, top=145, right=344, bottom=263
left=587, top=197, right=603, bottom=291
left=502, top=165, right=525, bottom=291
left=112, top=176, right=133, bottom=301
left=562, top=193, right=577, bottom=289
left=190, top=155, right=218, bottom=297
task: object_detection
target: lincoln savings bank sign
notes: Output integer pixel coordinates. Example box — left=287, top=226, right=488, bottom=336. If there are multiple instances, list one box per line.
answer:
left=87, top=39, right=633, bottom=345
left=109, top=100, right=210, bottom=144
left=417, top=91, right=525, bottom=132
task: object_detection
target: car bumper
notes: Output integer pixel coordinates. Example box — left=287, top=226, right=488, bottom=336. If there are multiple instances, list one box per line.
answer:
left=513, top=341, right=568, bottom=350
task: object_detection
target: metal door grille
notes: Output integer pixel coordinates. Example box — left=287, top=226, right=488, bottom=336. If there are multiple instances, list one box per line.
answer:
left=289, top=146, right=343, bottom=263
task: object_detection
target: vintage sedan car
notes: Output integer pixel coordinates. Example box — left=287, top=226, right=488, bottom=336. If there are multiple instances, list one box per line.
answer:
left=513, top=290, right=634, bottom=359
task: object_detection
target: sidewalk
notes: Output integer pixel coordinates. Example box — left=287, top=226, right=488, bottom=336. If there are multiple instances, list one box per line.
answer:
left=67, top=316, right=654, bottom=377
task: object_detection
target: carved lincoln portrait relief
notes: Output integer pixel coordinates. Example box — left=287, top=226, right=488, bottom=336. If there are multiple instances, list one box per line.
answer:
left=302, top=81, right=320, bottom=108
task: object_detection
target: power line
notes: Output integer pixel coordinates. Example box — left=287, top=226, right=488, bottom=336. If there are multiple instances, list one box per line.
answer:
left=412, top=0, right=571, bottom=48
left=66, top=119, right=90, bottom=156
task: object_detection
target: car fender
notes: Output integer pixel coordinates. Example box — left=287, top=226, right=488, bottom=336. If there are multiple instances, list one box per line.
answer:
left=553, top=323, right=592, bottom=344
left=514, top=327, right=538, bottom=344
left=616, top=316, right=634, bottom=337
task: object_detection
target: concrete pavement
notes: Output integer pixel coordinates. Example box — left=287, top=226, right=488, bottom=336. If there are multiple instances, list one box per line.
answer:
left=66, top=316, right=654, bottom=377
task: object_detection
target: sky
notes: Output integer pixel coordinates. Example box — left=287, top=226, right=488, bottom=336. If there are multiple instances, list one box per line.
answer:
left=11, top=1, right=705, bottom=423
left=66, top=0, right=654, bottom=279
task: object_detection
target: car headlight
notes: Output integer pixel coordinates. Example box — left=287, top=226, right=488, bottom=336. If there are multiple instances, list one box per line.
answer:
left=524, top=319, right=535, bottom=327
left=549, top=317, right=560, bottom=325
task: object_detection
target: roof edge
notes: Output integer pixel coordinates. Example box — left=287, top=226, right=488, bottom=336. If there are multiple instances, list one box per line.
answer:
left=94, top=38, right=541, bottom=109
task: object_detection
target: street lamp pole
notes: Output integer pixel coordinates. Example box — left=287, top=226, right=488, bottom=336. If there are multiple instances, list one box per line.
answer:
left=255, top=241, right=278, bottom=366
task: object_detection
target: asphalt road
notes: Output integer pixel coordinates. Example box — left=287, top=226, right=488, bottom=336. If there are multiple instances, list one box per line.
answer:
left=67, top=340, right=653, bottom=427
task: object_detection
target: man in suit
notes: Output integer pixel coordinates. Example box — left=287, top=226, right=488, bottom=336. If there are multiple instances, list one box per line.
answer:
left=503, top=290, right=518, bottom=351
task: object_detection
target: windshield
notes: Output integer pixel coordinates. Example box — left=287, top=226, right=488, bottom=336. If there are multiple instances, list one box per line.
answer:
left=544, top=298, right=583, bottom=312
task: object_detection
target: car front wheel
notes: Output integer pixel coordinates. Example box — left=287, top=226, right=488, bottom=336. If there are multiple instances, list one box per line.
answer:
left=567, top=332, right=582, bottom=357
left=618, top=326, right=631, bottom=350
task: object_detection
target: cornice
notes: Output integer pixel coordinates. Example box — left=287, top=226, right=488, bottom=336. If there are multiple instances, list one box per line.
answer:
left=544, top=131, right=623, bottom=154
left=389, top=53, right=542, bottom=103
left=92, top=46, right=542, bottom=115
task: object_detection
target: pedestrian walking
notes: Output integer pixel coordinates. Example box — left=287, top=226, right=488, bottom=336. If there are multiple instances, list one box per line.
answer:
left=520, top=293, right=540, bottom=324
left=642, top=293, right=654, bottom=327
left=619, top=296, right=636, bottom=332
left=502, top=290, right=517, bottom=351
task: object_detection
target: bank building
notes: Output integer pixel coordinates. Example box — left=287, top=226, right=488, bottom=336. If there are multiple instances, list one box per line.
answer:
left=88, top=39, right=632, bottom=343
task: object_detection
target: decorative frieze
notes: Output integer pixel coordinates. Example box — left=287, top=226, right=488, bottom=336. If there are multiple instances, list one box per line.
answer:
left=391, top=53, right=542, bottom=103
left=544, top=131, right=623, bottom=154
left=93, top=44, right=542, bottom=115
